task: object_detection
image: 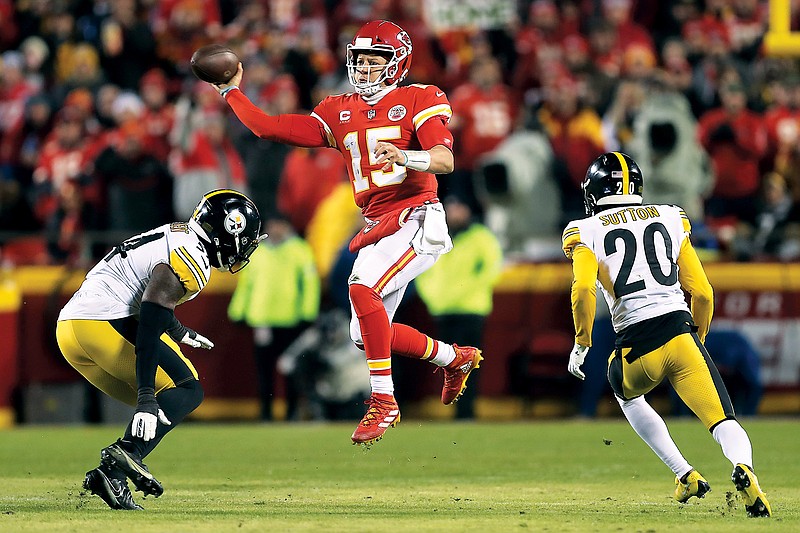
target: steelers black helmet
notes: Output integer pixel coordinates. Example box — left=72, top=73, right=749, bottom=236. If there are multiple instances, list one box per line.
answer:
left=582, top=151, right=644, bottom=216
left=189, top=189, right=265, bottom=273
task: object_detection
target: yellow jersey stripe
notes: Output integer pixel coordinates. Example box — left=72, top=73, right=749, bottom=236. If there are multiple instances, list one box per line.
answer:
left=170, top=251, right=201, bottom=293
left=413, top=104, right=452, bottom=129
left=612, top=151, right=629, bottom=195
left=178, top=246, right=207, bottom=286
left=175, top=247, right=206, bottom=288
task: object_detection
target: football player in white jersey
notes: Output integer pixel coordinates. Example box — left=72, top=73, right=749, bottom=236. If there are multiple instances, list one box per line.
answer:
left=562, top=152, right=771, bottom=518
left=56, top=189, right=264, bottom=510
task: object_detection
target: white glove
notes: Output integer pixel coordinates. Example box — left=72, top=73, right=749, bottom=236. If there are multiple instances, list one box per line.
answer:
left=181, top=329, right=214, bottom=349
left=568, top=343, right=590, bottom=380
left=132, top=409, right=171, bottom=441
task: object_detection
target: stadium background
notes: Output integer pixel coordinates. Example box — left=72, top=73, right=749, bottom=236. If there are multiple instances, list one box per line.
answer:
left=1, top=0, right=800, bottom=427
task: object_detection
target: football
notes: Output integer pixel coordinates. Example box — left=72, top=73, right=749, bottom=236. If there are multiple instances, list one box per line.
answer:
left=190, top=44, right=239, bottom=84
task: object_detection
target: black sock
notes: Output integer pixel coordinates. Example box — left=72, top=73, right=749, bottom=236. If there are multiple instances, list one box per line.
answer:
left=121, top=380, right=204, bottom=459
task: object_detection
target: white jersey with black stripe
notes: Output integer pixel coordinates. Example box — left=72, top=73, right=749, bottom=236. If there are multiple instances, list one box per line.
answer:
left=562, top=204, right=692, bottom=332
left=58, top=222, right=212, bottom=321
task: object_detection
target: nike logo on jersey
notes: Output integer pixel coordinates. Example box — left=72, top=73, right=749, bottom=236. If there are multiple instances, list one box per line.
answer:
left=436, top=91, right=444, bottom=97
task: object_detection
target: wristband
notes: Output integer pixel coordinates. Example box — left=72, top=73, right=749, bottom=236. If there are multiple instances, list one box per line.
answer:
left=219, top=85, right=239, bottom=98
left=400, top=150, right=431, bottom=171
left=166, top=314, right=188, bottom=343
left=136, top=387, right=158, bottom=415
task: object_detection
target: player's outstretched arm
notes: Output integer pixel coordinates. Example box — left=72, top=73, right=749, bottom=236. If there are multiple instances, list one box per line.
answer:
left=209, top=63, right=328, bottom=148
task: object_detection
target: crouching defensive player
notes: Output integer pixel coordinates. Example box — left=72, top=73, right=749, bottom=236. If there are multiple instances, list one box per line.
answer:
left=57, top=189, right=264, bottom=510
left=562, top=152, right=771, bottom=518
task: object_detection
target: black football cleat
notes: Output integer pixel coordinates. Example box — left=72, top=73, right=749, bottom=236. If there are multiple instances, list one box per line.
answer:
left=83, top=468, right=143, bottom=510
left=101, top=440, right=164, bottom=497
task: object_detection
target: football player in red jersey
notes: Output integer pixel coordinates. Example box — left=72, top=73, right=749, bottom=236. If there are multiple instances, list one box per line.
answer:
left=211, top=19, right=483, bottom=446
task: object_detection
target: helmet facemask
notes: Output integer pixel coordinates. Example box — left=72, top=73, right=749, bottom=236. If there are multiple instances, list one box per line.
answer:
left=346, top=45, right=402, bottom=96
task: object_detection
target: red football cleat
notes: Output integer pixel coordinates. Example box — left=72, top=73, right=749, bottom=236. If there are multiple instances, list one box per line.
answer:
left=441, top=345, right=483, bottom=405
left=351, top=393, right=401, bottom=446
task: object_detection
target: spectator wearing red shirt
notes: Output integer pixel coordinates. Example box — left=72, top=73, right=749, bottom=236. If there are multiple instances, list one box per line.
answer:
left=0, top=52, right=38, bottom=164
left=278, top=147, right=348, bottom=235
left=601, top=0, right=656, bottom=57
left=587, top=17, right=624, bottom=78
left=152, top=0, right=222, bottom=67
left=698, top=81, right=767, bottom=224
left=32, top=107, right=96, bottom=224
left=450, top=57, right=519, bottom=173
left=725, top=0, right=768, bottom=61
left=762, top=75, right=800, bottom=200
left=537, top=75, right=605, bottom=224
left=170, top=110, right=247, bottom=220
left=512, top=0, right=566, bottom=94
left=1, top=95, right=52, bottom=185
left=139, top=69, right=175, bottom=163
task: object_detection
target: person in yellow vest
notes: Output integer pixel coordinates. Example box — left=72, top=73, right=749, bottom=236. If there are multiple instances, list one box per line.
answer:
left=415, top=195, right=503, bottom=418
left=228, top=212, right=320, bottom=420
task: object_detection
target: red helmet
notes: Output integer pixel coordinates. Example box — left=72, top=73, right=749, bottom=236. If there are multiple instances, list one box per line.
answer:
left=346, top=20, right=413, bottom=96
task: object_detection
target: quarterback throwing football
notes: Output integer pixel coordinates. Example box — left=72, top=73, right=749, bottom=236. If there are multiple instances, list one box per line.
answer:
left=563, top=152, right=771, bottom=517
left=213, top=20, right=482, bottom=446
left=57, top=190, right=264, bottom=509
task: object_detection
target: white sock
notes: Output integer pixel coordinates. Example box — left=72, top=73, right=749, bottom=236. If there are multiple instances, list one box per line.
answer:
left=617, top=396, right=692, bottom=478
left=430, top=342, right=456, bottom=367
left=712, top=419, right=753, bottom=468
left=370, top=375, right=394, bottom=396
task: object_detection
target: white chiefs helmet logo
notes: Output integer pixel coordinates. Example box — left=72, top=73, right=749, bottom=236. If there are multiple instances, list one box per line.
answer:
left=224, top=211, right=246, bottom=235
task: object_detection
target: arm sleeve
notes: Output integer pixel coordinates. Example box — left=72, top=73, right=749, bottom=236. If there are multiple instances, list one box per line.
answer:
left=416, top=117, right=454, bottom=151
left=166, top=314, right=189, bottom=342
left=224, top=89, right=329, bottom=148
left=677, top=237, right=714, bottom=342
left=571, top=246, right=598, bottom=347
left=135, top=301, right=175, bottom=391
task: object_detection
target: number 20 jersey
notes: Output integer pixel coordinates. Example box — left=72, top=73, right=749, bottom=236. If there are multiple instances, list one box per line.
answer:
left=310, top=84, right=452, bottom=218
left=58, top=223, right=213, bottom=321
left=562, top=204, right=692, bottom=332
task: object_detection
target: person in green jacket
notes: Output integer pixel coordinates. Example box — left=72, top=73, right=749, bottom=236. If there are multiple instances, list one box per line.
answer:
left=415, top=195, right=503, bottom=418
left=228, top=213, right=320, bottom=420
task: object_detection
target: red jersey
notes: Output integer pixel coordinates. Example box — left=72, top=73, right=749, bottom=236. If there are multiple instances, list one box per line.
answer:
left=226, top=84, right=454, bottom=219
left=311, top=85, right=452, bottom=218
left=449, top=82, right=518, bottom=171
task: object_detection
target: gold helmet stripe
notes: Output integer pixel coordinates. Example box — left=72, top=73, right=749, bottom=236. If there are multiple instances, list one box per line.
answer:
left=191, top=189, right=243, bottom=218
left=612, top=152, right=629, bottom=195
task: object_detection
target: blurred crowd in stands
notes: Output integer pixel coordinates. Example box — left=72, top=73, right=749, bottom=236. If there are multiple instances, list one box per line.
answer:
left=1, top=0, right=800, bottom=269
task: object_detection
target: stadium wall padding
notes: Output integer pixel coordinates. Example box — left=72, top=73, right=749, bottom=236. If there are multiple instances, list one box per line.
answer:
left=6, top=264, right=800, bottom=421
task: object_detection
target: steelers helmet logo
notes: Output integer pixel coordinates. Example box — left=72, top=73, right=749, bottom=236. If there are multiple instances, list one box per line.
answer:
left=224, top=211, right=246, bottom=235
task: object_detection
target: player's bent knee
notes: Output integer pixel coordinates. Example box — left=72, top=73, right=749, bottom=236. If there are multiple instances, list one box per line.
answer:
left=181, top=379, right=204, bottom=412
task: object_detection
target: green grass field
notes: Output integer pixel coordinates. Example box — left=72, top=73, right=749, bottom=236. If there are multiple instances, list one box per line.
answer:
left=0, top=419, right=797, bottom=532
